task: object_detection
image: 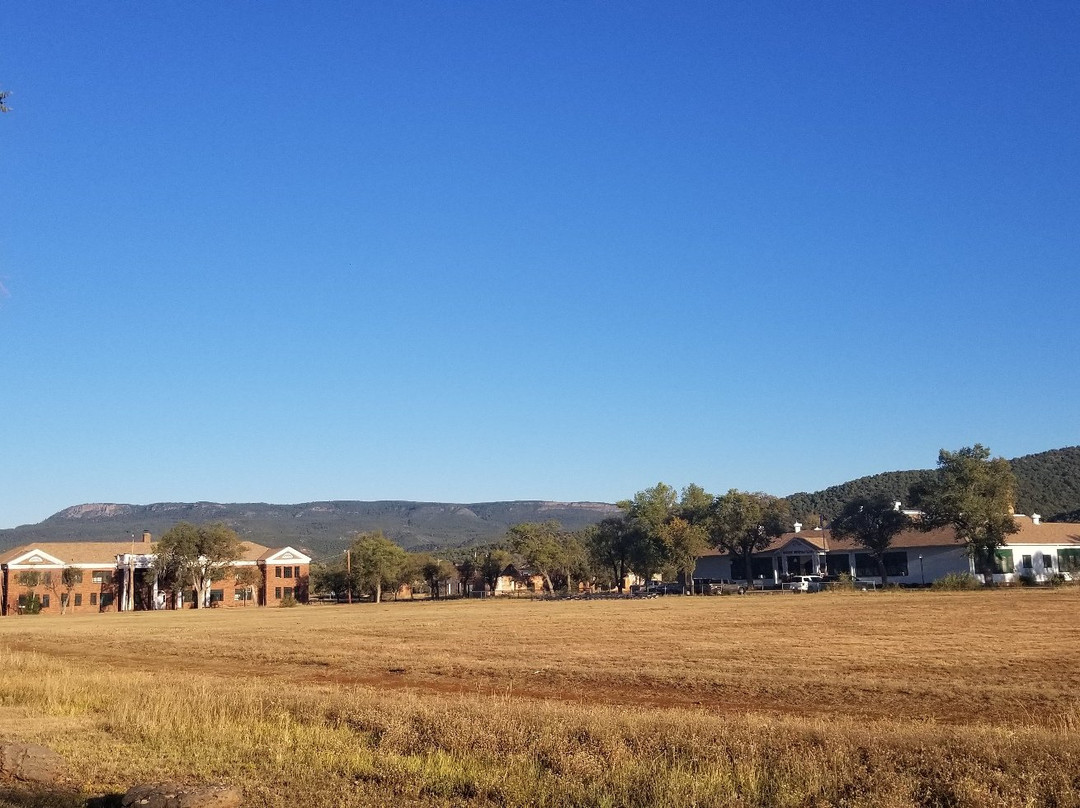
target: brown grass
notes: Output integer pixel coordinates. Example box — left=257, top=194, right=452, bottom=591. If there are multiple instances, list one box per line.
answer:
left=0, top=589, right=1077, bottom=807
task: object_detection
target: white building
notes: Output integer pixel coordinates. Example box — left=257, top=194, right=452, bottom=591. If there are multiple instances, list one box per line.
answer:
left=694, top=514, right=1080, bottom=586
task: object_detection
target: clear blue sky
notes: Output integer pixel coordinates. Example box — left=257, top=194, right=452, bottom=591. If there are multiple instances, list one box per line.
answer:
left=2, top=2, right=1078, bottom=528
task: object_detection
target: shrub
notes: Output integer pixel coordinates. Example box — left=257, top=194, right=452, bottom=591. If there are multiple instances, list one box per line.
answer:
left=279, top=594, right=298, bottom=608
left=833, top=573, right=856, bottom=591
left=932, top=572, right=980, bottom=591
left=18, top=594, right=42, bottom=615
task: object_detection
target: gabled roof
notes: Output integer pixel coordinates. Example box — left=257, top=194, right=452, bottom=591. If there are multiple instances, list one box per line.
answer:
left=0, top=542, right=145, bottom=566
left=0, top=539, right=283, bottom=566
left=696, top=515, right=1080, bottom=557
left=259, top=546, right=310, bottom=564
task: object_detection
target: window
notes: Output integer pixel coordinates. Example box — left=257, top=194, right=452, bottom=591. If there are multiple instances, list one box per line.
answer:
left=1041, top=553, right=1054, bottom=570
left=275, top=566, right=282, bottom=578
left=1057, top=549, right=1080, bottom=573
left=283, top=566, right=293, bottom=578
left=90, top=593, right=98, bottom=606
left=100, top=593, right=114, bottom=608
left=746, top=557, right=773, bottom=579
left=293, top=566, right=301, bottom=578
left=825, top=554, right=852, bottom=575
left=1021, top=554, right=1033, bottom=570
left=883, top=552, right=909, bottom=578
left=74, top=594, right=82, bottom=607
left=283, top=587, right=293, bottom=599
left=92, top=570, right=111, bottom=584
left=183, top=590, right=196, bottom=603
left=210, top=590, right=224, bottom=603
left=41, top=595, right=50, bottom=609
left=42, top=572, right=53, bottom=586
left=993, top=550, right=1015, bottom=575
left=274, top=587, right=282, bottom=599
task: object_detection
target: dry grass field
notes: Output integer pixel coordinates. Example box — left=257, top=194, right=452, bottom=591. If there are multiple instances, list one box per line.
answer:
left=0, top=588, right=1078, bottom=807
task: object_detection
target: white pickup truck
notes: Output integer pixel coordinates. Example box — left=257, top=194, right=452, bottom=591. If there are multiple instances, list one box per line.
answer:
left=790, top=575, right=824, bottom=592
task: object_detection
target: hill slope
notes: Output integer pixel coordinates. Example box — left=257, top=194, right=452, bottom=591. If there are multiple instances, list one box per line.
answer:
left=785, top=446, right=1080, bottom=522
left=0, top=500, right=620, bottom=559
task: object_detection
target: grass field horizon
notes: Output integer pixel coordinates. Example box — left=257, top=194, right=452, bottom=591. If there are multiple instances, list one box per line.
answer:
left=1, top=589, right=1078, bottom=806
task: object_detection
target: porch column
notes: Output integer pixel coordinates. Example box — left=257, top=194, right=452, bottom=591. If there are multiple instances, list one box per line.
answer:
left=151, top=576, right=159, bottom=610
left=120, top=568, right=128, bottom=612
left=772, top=556, right=779, bottom=584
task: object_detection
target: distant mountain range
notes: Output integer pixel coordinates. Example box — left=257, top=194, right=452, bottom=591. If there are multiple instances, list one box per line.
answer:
left=3, top=446, right=1077, bottom=560
left=0, top=500, right=621, bottom=559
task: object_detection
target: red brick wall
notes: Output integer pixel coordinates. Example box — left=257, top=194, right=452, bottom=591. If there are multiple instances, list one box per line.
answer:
left=264, top=562, right=310, bottom=605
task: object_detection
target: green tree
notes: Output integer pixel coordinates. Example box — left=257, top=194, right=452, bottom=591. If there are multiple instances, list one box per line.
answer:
left=711, top=490, right=790, bottom=585
left=456, top=556, right=478, bottom=596
left=234, top=564, right=262, bottom=606
left=662, top=516, right=710, bottom=593
left=506, top=521, right=565, bottom=593
left=0, top=88, right=10, bottom=113
left=479, top=548, right=512, bottom=593
left=154, top=521, right=247, bottom=609
left=829, top=494, right=910, bottom=586
left=587, top=515, right=641, bottom=593
left=60, top=567, right=83, bottom=614
left=917, top=444, right=1019, bottom=583
left=621, top=483, right=679, bottom=587
left=15, top=571, right=42, bottom=613
left=351, top=531, right=407, bottom=603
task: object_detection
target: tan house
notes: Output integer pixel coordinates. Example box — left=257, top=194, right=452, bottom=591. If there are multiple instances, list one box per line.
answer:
left=0, top=532, right=311, bottom=615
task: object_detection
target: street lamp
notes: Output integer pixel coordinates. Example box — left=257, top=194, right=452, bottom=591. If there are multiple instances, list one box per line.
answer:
left=918, top=554, right=925, bottom=587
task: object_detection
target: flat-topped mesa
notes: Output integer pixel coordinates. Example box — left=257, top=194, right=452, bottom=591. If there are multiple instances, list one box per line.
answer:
left=53, top=503, right=135, bottom=520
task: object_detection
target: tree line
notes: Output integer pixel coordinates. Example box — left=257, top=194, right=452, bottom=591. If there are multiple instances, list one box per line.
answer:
left=310, top=443, right=1022, bottom=597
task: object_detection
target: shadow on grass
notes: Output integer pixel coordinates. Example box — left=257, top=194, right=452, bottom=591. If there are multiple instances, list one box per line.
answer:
left=0, top=785, right=123, bottom=808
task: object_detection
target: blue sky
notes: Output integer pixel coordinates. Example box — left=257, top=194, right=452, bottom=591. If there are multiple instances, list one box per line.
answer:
left=2, top=2, right=1078, bottom=528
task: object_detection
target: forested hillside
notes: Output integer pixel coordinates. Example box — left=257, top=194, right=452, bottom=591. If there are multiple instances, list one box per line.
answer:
left=785, top=446, right=1080, bottom=523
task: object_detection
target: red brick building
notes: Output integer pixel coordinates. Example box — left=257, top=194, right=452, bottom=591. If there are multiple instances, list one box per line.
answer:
left=0, top=532, right=311, bottom=615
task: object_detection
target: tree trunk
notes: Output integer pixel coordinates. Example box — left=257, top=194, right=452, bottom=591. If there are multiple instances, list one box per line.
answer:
left=542, top=573, right=554, bottom=594
left=375, top=581, right=382, bottom=604
left=744, top=554, right=754, bottom=587
left=877, top=557, right=888, bottom=588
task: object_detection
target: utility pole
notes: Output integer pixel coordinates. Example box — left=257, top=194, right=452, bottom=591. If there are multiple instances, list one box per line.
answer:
left=346, top=549, right=352, bottom=604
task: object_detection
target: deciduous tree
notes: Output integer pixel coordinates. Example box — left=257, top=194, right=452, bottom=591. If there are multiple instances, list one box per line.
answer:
left=154, top=522, right=247, bottom=609
left=829, top=494, right=910, bottom=586
left=60, top=567, right=83, bottom=614
left=711, top=490, right=790, bottom=585
left=479, top=548, right=512, bottom=593
left=351, top=531, right=407, bottom=603
left=587, top=515, right=641, bottom=593
left=916, top=444, right=1019, bottom=583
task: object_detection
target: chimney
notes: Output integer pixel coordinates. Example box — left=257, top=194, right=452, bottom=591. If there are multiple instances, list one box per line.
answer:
left=1032, top=514, right=1041, bottom=525
left=793, top=521, right=802, bottom=534
left=142, top=530, right=152, bottom=544
left=893, top=501, right=902, bottom=511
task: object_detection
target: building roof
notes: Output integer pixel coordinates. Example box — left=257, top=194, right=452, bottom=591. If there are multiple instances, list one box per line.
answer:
left=0, top=539, right=275, bottom=566
left=697, top=515, right=1080, bottom=557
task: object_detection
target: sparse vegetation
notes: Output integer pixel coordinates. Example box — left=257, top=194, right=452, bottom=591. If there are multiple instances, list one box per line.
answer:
left=931, top=572, right=980, bottom=591
left=0, top=591, right=1076, bottom=806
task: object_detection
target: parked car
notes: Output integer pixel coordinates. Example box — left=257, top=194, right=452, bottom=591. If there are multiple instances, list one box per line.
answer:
left=694, top=579, right=748, bottom=595
left=791, top=575, right=824, bottom=592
